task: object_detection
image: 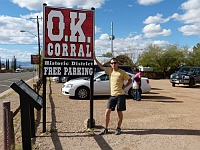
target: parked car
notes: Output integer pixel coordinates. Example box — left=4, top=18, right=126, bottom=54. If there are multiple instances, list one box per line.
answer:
left=170, top=66, right=200, bottom=87
left=53, top=65, right=135, bottom=83
left=61, top=71, right=151, bottom=99
left=15, top=68, right=23, bottom=73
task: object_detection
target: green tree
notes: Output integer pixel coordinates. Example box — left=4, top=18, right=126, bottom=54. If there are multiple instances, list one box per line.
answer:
left=138, top=44, right=164, bottom=71
left=116, top=54, right=134, bottom=66
left=138, top=44, right=187, bottom=78
left=102, top=52, right=113, bottom=57
left=187, top=43, right=200, bottom=66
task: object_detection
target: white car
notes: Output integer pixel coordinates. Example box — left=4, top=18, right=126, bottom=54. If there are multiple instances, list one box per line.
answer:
left=52, top=76, right=68, bottom=83
left=61, top=71, right=151, bottom=99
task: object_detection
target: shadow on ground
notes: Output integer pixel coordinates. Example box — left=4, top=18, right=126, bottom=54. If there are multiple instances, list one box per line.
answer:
left=122, top=128, right=200, bottom=136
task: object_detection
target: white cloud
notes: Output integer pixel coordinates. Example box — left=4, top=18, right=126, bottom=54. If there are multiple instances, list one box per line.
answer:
left=99, top=34, right=109, bottom=40
left=94, top=33, right=171, bottom=58
left=178, top=23, right=200, bottom=35
left=133, top=34, right=143, bottom=41
left=137, top=0, right=163, bottom=5
left=0, top=47, right=32, bottom=62
left=172, top=0, right=200, bottom=36
left=95, top=26, right=101, bottom=34
left=11, top=0, right=106, bottom=10
left=143, top=13, right=170, bottom=24
left=0, top=15, right=38, bottom=44
left=171, top=13, right=179, bottom=19
left=142, top=24, right=171, bottom=38
left=152, top=40, right=170, bottom=47
left=178, top=0, right=200, bottom=24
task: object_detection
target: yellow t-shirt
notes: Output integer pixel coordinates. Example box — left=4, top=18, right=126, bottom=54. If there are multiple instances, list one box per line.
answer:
left=103, top=67, right=131, bottom=96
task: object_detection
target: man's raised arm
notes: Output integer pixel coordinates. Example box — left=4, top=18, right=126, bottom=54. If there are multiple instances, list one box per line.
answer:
left=93, top=52, right=104, bottom=70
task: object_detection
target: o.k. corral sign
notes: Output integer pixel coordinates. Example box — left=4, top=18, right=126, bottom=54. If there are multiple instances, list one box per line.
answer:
left=43, top=6, right=94, bottom=77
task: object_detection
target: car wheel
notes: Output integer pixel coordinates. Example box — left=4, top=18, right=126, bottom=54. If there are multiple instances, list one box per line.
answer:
left=189, top=79, right=194, bottom=88
left=75, top=86, right=90, bottom=100
left=172, top=83, right=175, bottom=87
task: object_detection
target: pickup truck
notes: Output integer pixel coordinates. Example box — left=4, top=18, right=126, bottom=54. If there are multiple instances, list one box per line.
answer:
left=170, top=66, right=200, bottom=87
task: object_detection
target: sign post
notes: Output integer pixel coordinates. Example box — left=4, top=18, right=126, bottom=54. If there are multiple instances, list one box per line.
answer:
left=43, top=4, right=95, bottom=132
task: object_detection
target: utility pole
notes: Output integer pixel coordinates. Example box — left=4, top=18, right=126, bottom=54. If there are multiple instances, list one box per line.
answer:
left=30, top=16, right=42, bottom=78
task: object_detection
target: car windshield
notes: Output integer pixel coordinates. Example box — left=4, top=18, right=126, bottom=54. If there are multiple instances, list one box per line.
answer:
left=94, top=72, right=103, bottom=79
left=79, top=72, right=103, bottom=81
left=178, top=67, right=191, bottom=73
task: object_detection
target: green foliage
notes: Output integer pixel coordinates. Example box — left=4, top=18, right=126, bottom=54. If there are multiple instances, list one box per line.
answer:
left=116, top=54, right=134, bottom=66
left=138, top=43, right=200, bottom=78
left=186, top=43, right=200, bottom=66
left=102, top=52, right=113, bottom=57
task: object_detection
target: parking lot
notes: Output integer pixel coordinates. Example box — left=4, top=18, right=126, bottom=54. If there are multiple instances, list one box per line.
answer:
left=1, top=78, right=200, bottom=149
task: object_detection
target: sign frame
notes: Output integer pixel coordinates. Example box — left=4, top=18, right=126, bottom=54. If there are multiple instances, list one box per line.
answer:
left=43, top=6, right=95, bottom=77
left=31, top=54, right=40, bottom=64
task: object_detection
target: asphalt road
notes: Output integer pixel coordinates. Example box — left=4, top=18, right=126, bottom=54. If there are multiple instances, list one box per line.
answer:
left=0, top=72, right=35, bottom=94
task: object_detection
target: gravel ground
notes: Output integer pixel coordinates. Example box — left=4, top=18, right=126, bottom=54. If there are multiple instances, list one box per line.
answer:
left=1, top=78, right=200, bottom=150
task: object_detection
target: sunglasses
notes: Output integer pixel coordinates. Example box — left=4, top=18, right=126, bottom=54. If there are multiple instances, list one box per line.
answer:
left=110, top=62, right=117, bottom=64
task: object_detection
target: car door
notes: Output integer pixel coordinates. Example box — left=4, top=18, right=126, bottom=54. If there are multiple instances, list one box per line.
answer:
left=94, top=74, right=110, bottom=95
left=194, top=68, right=200, bottom=83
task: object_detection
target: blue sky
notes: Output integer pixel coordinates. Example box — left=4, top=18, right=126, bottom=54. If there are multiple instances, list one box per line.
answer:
left=0, top=0, right=200, bottom=62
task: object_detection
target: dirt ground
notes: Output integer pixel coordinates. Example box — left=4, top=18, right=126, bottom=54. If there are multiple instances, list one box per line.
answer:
left=1, top=78, right=200, bottom=150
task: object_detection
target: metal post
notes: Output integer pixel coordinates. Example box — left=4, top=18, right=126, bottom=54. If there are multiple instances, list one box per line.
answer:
left=20, top=96, right=32, bottom=150
left=89, top=75, right=94, bottom=128
left=109, top=22, right=115, bottom=56
left=88, top=7, right=95, bottom=129
left=42, top=75, right=47, bottom=133
left=30, top=105, right=36, bottom=138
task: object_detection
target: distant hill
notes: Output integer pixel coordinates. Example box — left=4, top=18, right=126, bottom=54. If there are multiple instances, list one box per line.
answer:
left=17, top=61, right=33, bottom=68
left=1, top=61, right=33, bottom=69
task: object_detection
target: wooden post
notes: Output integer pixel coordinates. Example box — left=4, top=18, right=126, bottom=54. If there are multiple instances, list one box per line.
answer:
left=3, top=101, right=10, bottom=150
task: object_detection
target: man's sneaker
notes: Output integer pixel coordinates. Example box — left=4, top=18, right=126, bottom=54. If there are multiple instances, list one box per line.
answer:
left=115, top=127, right=121, bottom=135
left=98, top=128, right=108, bottom=135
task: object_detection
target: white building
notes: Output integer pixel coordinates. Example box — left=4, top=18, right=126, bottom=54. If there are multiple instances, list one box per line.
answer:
left=139, top=66, right=153, bottom=72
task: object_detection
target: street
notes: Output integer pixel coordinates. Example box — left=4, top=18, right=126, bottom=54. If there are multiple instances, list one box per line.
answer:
left=0, top=72, right=35, bottom=94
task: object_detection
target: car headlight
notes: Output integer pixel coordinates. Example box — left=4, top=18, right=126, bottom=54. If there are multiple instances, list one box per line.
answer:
left=63, top=84, right=73, bottom=88
left=184, top=76, right=189, bottom=79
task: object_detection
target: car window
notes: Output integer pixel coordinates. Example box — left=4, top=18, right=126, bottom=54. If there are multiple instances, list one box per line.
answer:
left=119, top=66, right=134, bottom=74
left=190, top=68, right=195, bottom=72
left=94, top=65, right=103, bottom=73
left=98, top=74, right=109, bottom=81
left=179, top=67, right=190, bottom=72
left=94, top=72, right=102, bottom=78
left=194, top=68, right=200, bottom=73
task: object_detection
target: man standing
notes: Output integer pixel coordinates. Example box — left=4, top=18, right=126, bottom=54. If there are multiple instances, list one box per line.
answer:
left=93, top=53, right=132, bottom=135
